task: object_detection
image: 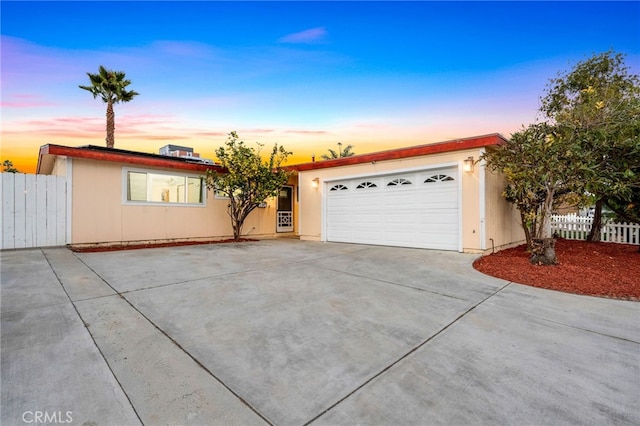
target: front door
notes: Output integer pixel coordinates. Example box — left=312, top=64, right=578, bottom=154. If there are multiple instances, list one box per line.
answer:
left=277, top=186, right=294, bottom=232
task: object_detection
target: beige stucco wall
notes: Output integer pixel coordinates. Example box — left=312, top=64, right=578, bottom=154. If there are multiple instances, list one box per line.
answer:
left=52, top=156, right=67, bottom=176
left=66, top=158, right=293, bottom=245
left=483, top=163, right=525, bottom=252
left=298, top=148, right=523, bottom=253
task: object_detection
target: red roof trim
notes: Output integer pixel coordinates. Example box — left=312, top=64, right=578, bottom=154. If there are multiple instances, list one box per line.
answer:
left=37, top=144, right=224, bottom=174
left=291, top=133, right=507, bottom=171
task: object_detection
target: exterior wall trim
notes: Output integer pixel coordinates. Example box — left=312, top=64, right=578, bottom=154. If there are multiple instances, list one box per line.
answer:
left=66, top=158, right=73, bottom=244
left=457, top=160, right=464, bottom=252
left=479, top=147, right=487, bottom=250
left=321, top=179, right=327, bottom=242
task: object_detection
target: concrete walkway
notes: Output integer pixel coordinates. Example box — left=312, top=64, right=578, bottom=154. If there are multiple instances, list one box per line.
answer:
left=1, top=239, right=638, bottom=425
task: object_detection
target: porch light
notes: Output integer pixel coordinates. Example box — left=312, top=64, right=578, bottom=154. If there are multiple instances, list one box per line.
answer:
left=463, top=157, right=474, bottom=173
left=312, top=177, right=319, bottom=189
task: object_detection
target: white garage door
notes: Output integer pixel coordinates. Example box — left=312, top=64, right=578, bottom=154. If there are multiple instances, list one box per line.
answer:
left=326, top=167, right=459, bottom=251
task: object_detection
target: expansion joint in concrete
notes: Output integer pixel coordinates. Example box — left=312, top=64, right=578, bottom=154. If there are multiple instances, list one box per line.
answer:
left=304, top=281, right=512, bottom=425
left=42, top=249, right=145, bottom=425
left=66, top=251, right=275, bottom=426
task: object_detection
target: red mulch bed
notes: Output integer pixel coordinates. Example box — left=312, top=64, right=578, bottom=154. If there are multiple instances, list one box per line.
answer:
left=473, top=239, right=640, bottom=301
left=69, top=238, right=257, bottom=253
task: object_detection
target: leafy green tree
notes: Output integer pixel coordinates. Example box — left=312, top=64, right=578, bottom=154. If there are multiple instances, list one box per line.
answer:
left=2, top=160, right=20, bottom=173
left=79, top=65, right=139, bottom=148
left=606, top=188, right=640, bottom=252
left=205, top=132, right=292, bottom=240
left=540, top=51, right=640, bottom=241
left=482, top=123, right=583, bottom=264
left=485, top=51, right=639, bottom=264
left=607, top=188, right=640, bottom=225
left=321, top=142, right=355, bottom=160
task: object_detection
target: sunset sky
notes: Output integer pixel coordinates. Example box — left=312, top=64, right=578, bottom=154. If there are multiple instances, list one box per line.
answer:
left=2, top=1, right=639, bottom=173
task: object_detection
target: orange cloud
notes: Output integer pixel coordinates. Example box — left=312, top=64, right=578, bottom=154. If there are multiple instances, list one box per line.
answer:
left=284, top=130, right=329, bottom=135
left=134, top=135, right=191, bottom=141
left=192, top=131, right=229, bottom=137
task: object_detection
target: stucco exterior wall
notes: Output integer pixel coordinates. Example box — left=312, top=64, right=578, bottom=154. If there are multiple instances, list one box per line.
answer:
left=298, top=148, right=493, bottom=252
left=68, top=158, right=286, bottom=245
left=51, top=156, right=67, bottom=176
left=483, top=165, right=525, bottom=252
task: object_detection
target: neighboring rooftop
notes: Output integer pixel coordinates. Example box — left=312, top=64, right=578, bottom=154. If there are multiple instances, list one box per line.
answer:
left=159, top=144, right=194, bottom=154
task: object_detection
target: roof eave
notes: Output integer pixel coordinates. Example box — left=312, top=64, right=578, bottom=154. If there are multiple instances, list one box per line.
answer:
left=292, top=133, right=507, bottom=172
left=36, top=144, right=224, bottom=174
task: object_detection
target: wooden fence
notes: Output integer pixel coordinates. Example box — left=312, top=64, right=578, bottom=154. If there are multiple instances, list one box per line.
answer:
left=551, top=214, right=639, bottom=245
left=1, top=173, right=68, bottom=249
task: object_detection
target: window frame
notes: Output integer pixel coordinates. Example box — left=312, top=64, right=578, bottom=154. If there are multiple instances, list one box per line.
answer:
left=122, top=167, right=207, bottom=207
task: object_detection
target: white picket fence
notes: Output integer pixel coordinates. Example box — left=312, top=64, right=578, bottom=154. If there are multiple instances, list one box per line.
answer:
left=1, top=173, right=68, bottom=249
left=551, top=213, right=639, bottom=245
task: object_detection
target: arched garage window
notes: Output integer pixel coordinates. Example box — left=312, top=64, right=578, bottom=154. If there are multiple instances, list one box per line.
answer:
left=424, top=174, right=454, bottom=183
left=330, top=184, right=349, bottom=191
left=387, top=178, right=412, bottom=186
left=356, top=181, right=377, bottom=189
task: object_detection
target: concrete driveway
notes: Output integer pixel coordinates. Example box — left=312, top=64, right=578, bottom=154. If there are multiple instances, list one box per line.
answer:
left=2, top=239, right=638, bottom=425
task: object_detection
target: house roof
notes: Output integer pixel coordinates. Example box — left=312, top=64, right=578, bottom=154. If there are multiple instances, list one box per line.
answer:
left=37, top=144, right=224, bottom=175
left=37, top=133, right=507, bottom=175
left=292, top=133, right=508, bottom=171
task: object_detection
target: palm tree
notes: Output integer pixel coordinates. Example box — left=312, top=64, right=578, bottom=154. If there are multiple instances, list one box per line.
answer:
left=321, top=142, right=355, bottom=160
left=2, top=160, right=20, bottom=173
left=79, top=65, right=139, bottom=148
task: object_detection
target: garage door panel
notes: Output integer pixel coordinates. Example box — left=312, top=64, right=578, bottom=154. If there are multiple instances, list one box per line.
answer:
left=356, top=215, right=382, bottom=226
left=383, top=230, right=419, bottom=244
left=328, top=195, right=352, bottom=203
left=328, top=234, right=351, bottom=243
left=380, top=190, right=406, bottom=201
left=417, top=191, right=458, bottom=208
left=383, top=210, right=420, bottom=221
left=328, top=216, right=352, bottom=228
left=419, top=212, right=457, bottom=224
left=351, top=199, right=381, bottom=210
left=419, top=223, right=458, bottom=235
left=353, top=230, right=384, bottom=242
left=417, top=189, right=455, bottom=200
left=326, top=167, right=459, bottom=251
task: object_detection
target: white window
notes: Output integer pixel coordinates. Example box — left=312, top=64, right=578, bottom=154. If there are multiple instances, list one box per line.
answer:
left=124, top=169, right=204, bottom=205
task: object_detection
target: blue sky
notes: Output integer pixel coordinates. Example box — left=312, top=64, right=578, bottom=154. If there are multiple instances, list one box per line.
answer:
left=2, top=1, right=639, bottom=172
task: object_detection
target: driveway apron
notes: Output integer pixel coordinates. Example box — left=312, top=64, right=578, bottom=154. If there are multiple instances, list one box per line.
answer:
left=1, top=240, right=638, bottom=425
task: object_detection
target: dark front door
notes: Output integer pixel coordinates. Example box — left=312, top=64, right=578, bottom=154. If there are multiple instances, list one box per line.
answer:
left=277, top=186, right=293, bottom=232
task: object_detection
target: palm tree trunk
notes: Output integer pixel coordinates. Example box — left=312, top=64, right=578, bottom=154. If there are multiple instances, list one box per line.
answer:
left=106, top=101, right=115, bottom=148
